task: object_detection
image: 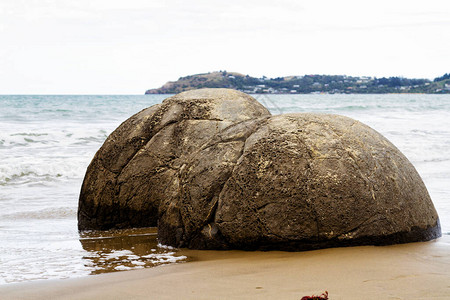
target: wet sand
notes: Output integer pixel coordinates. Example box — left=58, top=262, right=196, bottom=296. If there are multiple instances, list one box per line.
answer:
left=2, top=235, right=450, bottom=300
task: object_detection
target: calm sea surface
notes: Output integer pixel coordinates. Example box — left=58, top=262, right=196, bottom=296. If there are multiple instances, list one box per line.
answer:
left=1, top=94, right=449, bottom=284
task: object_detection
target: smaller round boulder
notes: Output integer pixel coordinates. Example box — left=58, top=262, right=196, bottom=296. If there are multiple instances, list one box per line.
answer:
left=77, top=88, right=271, bottom=231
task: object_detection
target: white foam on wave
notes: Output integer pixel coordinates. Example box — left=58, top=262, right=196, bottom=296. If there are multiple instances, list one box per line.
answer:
left=157, top=243, right=175, bottom=250
left=0, top=237, right=93, bottom=284
left=142, top=253, right=187, bottom=263
left=0, top=125, right=112, bottom=185
left=0, top=158, right=88, bottom=185
left=103, top=250, right=135, bottom=259
left=0, top=232, right=188, bottom=284
left=1, top=207, right=77, bottom=220
left=114, top=265, right=133, bottom=271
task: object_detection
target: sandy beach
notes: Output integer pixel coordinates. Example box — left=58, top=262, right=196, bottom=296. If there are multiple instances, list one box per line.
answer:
left=2, top=235, right=449, bottom=300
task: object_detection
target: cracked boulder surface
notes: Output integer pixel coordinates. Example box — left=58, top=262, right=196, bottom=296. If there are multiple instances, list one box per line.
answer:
left=78, top=88, right=440, bottom=251
left=77, top=88, right=271, bottom=230
left=157, top=113, right=441, bottom=250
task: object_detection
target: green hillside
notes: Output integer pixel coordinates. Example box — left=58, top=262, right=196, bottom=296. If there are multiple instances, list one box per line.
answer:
left=145, top=71, right=450, bottom=94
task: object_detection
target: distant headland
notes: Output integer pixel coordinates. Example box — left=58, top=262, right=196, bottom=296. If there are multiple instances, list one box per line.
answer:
left=145, top=71, right=450, bottom=94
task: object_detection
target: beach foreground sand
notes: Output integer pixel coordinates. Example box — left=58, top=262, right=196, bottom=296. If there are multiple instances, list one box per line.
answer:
left=2, top=235, right=450, bottom=300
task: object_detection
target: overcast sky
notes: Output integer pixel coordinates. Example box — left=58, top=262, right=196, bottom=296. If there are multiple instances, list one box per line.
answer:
left=1, top=0, right=449, bottom=94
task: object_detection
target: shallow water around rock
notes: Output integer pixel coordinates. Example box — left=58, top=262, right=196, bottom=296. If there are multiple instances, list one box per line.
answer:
left=79, top=228, right=187, bottom=275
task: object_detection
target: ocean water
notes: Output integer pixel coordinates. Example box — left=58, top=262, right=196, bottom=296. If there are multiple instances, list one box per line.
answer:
left=0, top=94, right=449, bottom=284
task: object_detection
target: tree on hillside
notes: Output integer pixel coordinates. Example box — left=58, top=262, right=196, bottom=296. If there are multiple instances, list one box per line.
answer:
left=434, top=73, right=450, bottom=82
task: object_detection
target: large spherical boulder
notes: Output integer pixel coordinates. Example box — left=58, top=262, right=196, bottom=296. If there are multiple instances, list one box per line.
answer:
left=78, top=88, right=441, bottom=251
left=78, top=89, right=271, bottom=230
left=157, top=113, right=441, bottom=250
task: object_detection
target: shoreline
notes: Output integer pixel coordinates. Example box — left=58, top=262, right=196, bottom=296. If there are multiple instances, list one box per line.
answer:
left=2, top=235, right=449, bottom=300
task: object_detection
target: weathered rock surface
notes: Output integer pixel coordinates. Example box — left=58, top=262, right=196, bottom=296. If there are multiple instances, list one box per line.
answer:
left=78, top=88, right=271, bottom=230
left=79, top=88, right=441, bottom=251
left=157, top=113, right=440, bottom=250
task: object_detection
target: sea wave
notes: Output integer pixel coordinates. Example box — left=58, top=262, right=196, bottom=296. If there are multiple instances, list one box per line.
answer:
left=0, top=158, right=89, bottom=185
left=0, top=129, right=109, bottom=149
left=1, top=207, right=77, bottom=220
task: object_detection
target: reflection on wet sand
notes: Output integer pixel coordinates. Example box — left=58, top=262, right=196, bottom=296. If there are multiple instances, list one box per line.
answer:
left=79, top=227, right=187, bottom=275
